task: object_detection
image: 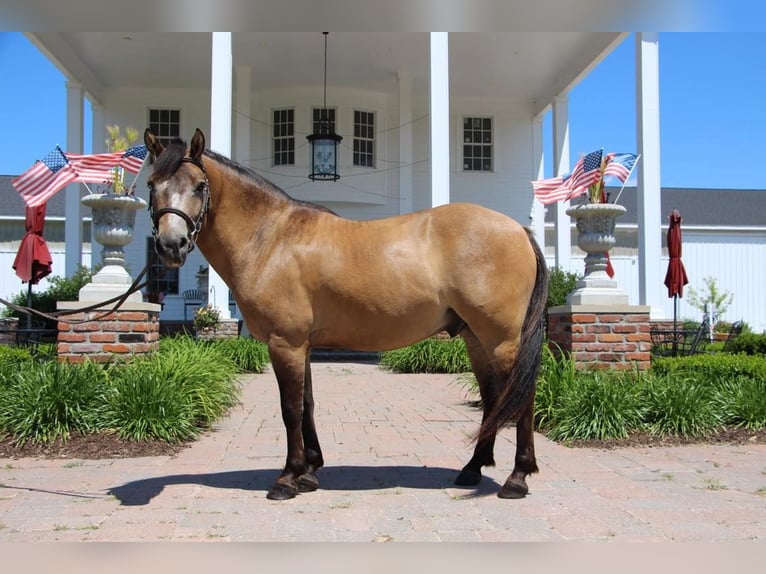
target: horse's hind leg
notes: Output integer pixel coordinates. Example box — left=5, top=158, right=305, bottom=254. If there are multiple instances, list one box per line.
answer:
left=455, top=329, right=500, bottom=487
left=498, top=400, right=537, bottom=499
left=296, top=352, right=324, bottom=493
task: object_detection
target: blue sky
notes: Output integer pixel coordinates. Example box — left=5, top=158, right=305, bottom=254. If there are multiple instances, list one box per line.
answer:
left=0, top=31, right=764, bottom=190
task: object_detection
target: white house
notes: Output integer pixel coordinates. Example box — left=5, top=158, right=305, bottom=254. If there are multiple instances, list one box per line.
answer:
left=3, top=31, right=762, bottom=332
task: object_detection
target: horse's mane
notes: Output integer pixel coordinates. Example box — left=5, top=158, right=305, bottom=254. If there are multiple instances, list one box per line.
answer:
left=153, top=138, right=334, bottom=215
left=203, top=149, right=336, bottom=215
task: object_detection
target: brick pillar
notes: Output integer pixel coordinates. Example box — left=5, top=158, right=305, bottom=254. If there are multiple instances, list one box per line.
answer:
left=547, top=305, right=652, bottom=370
left=56, top=301, right=161, bottom=363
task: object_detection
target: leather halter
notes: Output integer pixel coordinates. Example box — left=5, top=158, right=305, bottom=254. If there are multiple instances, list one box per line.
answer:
left=149, top=156, right=210, bottom=253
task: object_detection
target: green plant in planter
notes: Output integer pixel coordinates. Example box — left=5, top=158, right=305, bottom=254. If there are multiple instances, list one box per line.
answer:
left=193, top=304, right=222, bottom=333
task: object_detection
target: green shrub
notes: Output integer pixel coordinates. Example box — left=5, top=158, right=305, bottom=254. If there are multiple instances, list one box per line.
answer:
left=727, top=332, right=766, bottom=356
left=0, top=346, right=34, bottom=373
left=379, top=338, right=471, bottom=373
left=716, top=377, right=766, bottom=430
left=151, top=335, right=241, bottom=426
left=0, top=361, right=108, bottom=445
left=544, top=370, right=645, bottom=442
left=651, top=353, right=766, bottom=382
left=534, top=345, right=578, bottom=432
left=546, top=267, right=580, bottom=309
left=102, top=363, right=200, bottom=443
left=643, top=375, right=722, bottom=438
left=1, top=265, right=93, bottom=328
left=204, top=337, right=270, bottom=373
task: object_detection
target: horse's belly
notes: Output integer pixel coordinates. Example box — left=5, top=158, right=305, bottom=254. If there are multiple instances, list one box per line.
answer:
left=310, top=296, right=450, bottom=351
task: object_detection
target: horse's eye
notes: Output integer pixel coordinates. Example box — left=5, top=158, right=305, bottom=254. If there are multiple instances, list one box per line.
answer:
left=195, top=182, right=207, bottom=194
left=147, top=182, right=155, bottom=193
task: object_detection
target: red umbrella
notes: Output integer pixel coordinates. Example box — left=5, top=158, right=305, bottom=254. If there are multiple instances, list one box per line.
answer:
left=663, top=209, right=689, bottom=331
left=12, top=204, right=53, bottom=328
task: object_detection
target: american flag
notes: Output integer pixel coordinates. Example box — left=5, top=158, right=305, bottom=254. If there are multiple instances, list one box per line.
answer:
left=65, top=145, right=149, bottom=184
left=603, top=152, right=637, bottom=183
left=568, top=149, right=603, bottom=192
left=12, top=146, right=78, bottom=207
left=120, top=145, right=149, bottom=172
left=532, top=149, right=603, bottom=205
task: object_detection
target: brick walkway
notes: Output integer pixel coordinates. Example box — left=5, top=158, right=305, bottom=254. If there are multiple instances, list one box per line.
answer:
left=1, top=361, right=765, bottom=541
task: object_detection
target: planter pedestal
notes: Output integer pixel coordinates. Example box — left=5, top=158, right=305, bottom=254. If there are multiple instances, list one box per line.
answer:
left=566, top=203, right=629, bottom=306
left=79, top=193, right=147, bottom=303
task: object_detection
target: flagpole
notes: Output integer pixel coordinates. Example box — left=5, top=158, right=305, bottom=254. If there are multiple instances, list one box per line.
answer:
left=126, top=154, right=149, bottom=195
left=612, top=153, right=641, bottom=205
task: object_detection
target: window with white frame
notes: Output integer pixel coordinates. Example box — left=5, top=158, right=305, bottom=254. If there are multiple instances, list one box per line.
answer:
left=353, top=110, right=375, bottom=168
left=148, top=108, right=181, bottom=147
left=272, top=108, right=295, bottom=166
left=462, top=116, right=493, bottom=172
left=311, top=107, right=337, bottom=135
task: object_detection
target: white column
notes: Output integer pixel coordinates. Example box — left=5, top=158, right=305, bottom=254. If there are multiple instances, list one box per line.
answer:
left=531, top=113, right=546, bottom=247
left=65, top=81, right=84, bottom=277
left=552, top=95, right=571, bottom=272
left=398, top=69, right=413, bottom=215
left=429, top=32, right=450, bottom=207
left=234, top=64, right=251, bottom=166
left=636, top=33, right=663, bottom=318
left=91, top=103, right=105, bottom=153
left=208, top=32, right=233, bottom=319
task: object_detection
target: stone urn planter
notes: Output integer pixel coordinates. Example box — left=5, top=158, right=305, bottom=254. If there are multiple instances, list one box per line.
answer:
left=79, top=193, right=147, bottom=302
left=565, top=202, right=629, bottom=306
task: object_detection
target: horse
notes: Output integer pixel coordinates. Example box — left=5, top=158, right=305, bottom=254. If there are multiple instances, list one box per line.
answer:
left=144, top=128, right=548, bottom=501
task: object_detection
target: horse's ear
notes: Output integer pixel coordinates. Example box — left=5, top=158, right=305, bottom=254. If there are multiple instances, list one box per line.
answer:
left=144, top=129, right=164, bottom=159
left=190, top=129, right=206, bottom=160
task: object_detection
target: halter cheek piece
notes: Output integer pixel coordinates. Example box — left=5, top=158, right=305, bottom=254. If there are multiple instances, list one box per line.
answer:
left=149, top=156, right=210, bottom=253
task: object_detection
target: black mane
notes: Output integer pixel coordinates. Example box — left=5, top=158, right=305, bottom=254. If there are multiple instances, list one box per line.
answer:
left=203, top=149, right=335, bottom=214
left=152, top=138, right=187, bottom=180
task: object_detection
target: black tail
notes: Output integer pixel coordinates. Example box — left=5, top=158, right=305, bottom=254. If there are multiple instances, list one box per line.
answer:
left=478, top=229, right=548, bottom=442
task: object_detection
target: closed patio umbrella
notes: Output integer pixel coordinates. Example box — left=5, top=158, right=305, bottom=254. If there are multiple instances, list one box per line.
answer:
left=663, top=209, right=689, bottom=333
left=12, top=203, right=53, bottom=329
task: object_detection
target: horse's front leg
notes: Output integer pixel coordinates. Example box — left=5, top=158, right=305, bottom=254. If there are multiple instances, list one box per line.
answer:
left=267, top=341, right=310, bottom=500
left=296, top=352, right=324, bottom=493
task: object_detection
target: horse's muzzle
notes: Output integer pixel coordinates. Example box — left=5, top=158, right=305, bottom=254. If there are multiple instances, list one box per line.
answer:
left=155, top=234, right=190, bottom=268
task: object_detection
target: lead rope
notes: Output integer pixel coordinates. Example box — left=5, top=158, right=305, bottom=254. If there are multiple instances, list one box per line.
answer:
left=0, top=262, right=152, bottom=325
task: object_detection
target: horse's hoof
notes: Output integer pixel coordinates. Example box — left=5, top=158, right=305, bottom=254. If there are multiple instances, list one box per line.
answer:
left=454, top=468, right=482, bottom=486
left=266, top=483, right=298, bottom=500
left=297, top=471, right=319, bottom=493
left=497, top=478, right=528, bottom=499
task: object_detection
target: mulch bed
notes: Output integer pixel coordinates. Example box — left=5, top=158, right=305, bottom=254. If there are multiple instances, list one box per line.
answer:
left=1, top=427, right=764, bottom=460
left=0, top=432, right=190, bottom=460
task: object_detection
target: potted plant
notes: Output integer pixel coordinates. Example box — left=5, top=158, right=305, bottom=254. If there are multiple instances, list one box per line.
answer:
left=79, top=125, right=149, bottom=302
left=193, top=304, right=222, bottom=339
left=560, top=150, right=637, bottom=305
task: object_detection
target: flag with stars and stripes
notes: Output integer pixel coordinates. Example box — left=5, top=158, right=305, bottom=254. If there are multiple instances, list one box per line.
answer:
left=603, top=152, right=638, bottom=183
left=532, top=149, right=603, bottom=205
left=12, top=146, right=78, bottom=207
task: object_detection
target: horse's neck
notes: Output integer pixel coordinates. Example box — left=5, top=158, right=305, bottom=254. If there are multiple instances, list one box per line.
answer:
left=195, top=159, right=291, bottom=285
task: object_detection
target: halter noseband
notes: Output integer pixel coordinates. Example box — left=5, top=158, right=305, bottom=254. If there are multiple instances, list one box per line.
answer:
left=149, top=156, right=210, bottom=253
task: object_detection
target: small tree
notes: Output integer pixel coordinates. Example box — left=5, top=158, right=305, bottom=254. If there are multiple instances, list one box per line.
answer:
left=687, top=276, right=733, bottom=335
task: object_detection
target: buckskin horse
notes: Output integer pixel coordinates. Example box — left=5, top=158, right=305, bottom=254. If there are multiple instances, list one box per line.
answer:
left=144, top=128, right=548, bottom=501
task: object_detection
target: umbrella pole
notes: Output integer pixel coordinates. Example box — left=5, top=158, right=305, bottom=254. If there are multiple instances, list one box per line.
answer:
left=672, top=294, right=679, bottom=356
left=26, top=281, right=33, bottom=330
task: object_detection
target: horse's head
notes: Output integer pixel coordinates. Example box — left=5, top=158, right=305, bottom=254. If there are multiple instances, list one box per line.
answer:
left=144, top=128, right=210, bottom=268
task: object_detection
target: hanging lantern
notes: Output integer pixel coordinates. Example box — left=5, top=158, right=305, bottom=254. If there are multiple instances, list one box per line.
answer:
left=308, top=32, right=342, bottom=181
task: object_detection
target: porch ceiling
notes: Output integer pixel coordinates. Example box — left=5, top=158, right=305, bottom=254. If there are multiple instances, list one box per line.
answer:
left=30, top=32, right=624, bottom=116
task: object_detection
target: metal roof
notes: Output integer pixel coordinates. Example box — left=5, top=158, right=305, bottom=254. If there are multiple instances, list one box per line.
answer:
left=544, top=186, right=766, bottom=229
